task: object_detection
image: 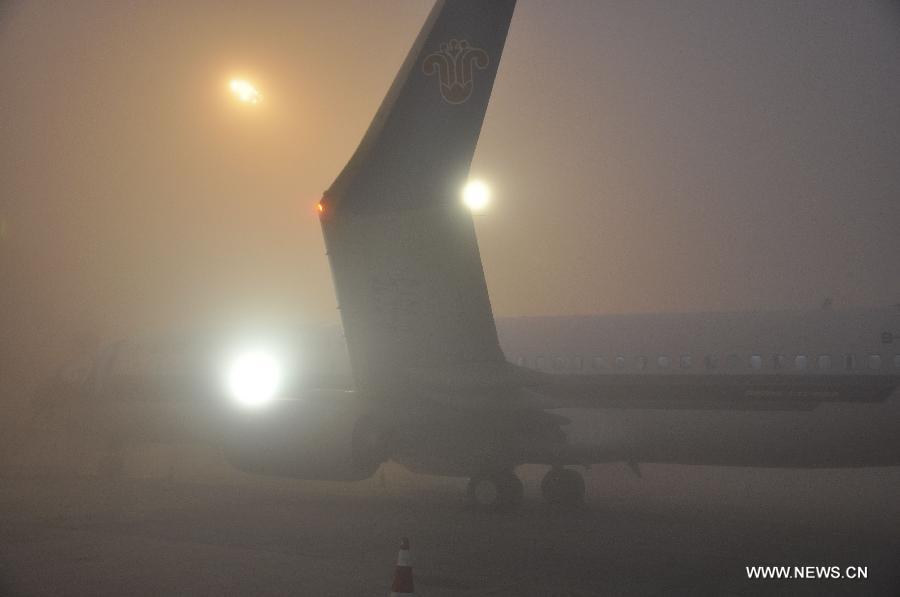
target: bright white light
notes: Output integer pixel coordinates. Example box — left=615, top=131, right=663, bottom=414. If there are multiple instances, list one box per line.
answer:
left=226, top=350, right=281, bottom=407
left=229, top=79, right=262, bottom=104
left=462, top=179, right=491, bottom=212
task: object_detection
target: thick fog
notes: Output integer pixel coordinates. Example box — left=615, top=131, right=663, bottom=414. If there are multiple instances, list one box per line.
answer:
left=2, top=0, right=899, bottom=392
left=1, top=5, right=899, bottom=594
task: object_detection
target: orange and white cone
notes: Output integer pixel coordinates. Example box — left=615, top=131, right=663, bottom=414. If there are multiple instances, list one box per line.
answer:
left=389, top=536, right=414, bottom=597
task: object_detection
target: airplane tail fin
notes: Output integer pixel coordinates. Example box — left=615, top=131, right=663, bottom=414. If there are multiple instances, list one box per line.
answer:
left=319, top=0, right=517, bottom=395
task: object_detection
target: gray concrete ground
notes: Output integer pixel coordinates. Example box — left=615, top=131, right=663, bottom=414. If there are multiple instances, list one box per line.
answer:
left=0, top=443, right=898, bottom=596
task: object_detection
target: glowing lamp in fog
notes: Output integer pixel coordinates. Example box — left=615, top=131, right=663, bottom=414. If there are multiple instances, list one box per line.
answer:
left=226, top=350, right=282, bottom=407
left=229, top=79, right=262, bottom=104
left=462, top=179, right=490, bottom=212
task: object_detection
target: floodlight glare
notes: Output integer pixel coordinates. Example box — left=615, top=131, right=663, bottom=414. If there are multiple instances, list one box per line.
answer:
left=229, top=79, right=262, bottom=104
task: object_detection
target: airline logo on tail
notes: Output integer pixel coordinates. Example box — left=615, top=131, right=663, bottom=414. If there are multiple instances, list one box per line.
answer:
left=423, top=39, right=489, bottom=104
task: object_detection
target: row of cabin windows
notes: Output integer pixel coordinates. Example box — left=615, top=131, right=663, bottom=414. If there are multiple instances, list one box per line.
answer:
left=517, top=353, right=900, bottom=373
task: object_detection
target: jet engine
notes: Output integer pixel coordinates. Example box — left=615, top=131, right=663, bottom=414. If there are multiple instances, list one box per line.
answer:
left=221, top=390, right=389, bottom=481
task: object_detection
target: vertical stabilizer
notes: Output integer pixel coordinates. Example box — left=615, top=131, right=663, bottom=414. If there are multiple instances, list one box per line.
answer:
left=320, top=0, right=517, bottom=395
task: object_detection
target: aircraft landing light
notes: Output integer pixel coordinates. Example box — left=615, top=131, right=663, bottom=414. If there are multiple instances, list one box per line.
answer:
left=462, top=179, right=491, bottom=212
left=226, top=349, right=282, bottom=407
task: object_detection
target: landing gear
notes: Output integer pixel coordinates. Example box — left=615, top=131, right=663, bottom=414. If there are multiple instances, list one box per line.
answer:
left=541, top=466, right=585, bottom=509
left=467, top=470, right=524, bottom=512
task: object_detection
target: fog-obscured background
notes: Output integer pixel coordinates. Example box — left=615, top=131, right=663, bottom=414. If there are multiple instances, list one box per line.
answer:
left=2, top=0, right=899, bottom=396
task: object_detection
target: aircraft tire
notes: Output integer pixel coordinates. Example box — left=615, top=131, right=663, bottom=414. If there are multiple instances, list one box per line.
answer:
left=467, top=470, right=524, bottom=512
left=541, top=467, right=585, bottom=509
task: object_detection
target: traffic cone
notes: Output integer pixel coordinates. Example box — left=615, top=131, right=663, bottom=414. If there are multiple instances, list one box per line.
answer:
left=389, top=536, right=414, bottom=596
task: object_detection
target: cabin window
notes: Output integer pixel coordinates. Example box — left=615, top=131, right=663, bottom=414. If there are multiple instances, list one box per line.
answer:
left=592, top=356, right=607, bottom=371
left=657, top=355, right=671, bottom=369
left=635, top=356, right=648, bottom=371
left=773, top=354, right=787, bottom=370
left=750, top=355, right=762, bottom=370
left=817, top=355, right=831, bottom=371
left=725, top=354, right=741, bottom=369
left=516, top=356, right=527, bottom=367
left=615, top=355, right=627, bottom=369
left=704, top=355, right=718, bottom=370
left=795, top=355, right=808, bottom=371
left=680, top=355, right=692, bottom=369
left=894, top=355, right=900, bottom=369
left=844, top=354, right=856, bottom=372
left=552, top=357, right=567, bottom=372
left=573, top=356, right=583, bottom=372
left=536, top=356, right=547, bottom=371
left=868, top=354, right=882, bottom=370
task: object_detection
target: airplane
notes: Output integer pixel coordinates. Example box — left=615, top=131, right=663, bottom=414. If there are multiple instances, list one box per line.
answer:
left=31, top=303, right=900, bottom=504
left=27, top=0, right=900, bottom=510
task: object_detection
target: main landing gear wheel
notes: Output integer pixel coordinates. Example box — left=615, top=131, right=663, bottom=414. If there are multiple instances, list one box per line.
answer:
left=541, top=467, right=585, bottom=509
left=467, top=471, right=524, bottom=512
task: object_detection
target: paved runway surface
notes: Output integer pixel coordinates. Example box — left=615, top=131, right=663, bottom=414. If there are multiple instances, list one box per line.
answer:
left=1, top=456, right=898, bottom=596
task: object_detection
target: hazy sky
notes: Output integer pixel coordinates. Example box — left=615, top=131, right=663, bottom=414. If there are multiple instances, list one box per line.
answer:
left=2, top=0, right=899, bottom=342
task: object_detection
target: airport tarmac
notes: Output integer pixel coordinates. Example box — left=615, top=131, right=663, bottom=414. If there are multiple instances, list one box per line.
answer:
left=1, top=450, right=898, bottom=596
